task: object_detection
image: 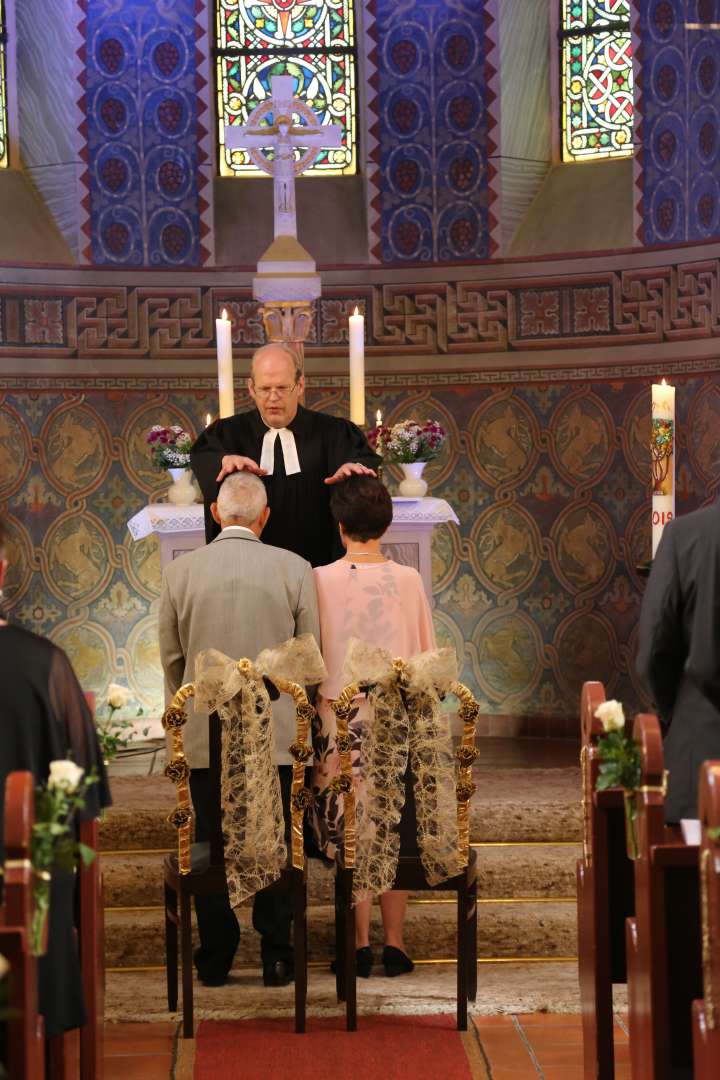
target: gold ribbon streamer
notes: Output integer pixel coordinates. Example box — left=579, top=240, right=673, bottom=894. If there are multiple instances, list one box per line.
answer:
left=274, top=677, right=315, bottom=871
left=162, top=682, right=195, bottom=876
left=330, top=683, right=360, bottom=870
left=450, top=680, right=479, bottom=869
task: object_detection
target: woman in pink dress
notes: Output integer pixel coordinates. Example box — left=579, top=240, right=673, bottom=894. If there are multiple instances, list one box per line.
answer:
left=311, top=475, right=435, bottom=978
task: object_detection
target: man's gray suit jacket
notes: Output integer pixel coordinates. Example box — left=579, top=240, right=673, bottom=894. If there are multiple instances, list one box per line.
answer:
left=158, top=528, right=320, bottom=768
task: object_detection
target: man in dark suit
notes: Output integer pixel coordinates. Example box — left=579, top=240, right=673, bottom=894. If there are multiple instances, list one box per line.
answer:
left=637, top=500, right=720, bottom=822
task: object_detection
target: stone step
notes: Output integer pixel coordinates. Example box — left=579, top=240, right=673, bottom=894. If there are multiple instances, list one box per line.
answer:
left=100, top=769, right=582, bottom=853
left=104, top=899, right=577, bottom=969
left=105, top=961, right=586, bottom=1023
left=101, top=843, right=580, bottom=908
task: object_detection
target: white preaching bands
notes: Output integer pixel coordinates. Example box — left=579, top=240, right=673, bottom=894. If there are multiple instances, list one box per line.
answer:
left=259, top=427, right=301, bottom=476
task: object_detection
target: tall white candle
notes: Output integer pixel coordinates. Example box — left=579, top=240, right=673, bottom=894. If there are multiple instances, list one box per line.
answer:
left=376, top=409, right=383, bottom=428
left=651, top=378, right=675, bottom=557
left=349, top=306, right=365, bottom=426
left=215, top=309, right=235, bottom=419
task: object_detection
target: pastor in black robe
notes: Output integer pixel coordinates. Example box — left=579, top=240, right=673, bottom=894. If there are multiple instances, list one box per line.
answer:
left=191, top=404, right=381, bottom=566
left=0, top=625, right=111, bottom=1038
left=637, top=499, right=720, bottom=822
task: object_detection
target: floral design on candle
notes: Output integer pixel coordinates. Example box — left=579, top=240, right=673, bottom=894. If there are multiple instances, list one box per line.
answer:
left=650, top=417, right=674, bottom=495
left=651, top=379, right=675, bottom=557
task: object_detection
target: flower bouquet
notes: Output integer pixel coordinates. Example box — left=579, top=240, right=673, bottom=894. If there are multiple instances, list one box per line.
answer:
left=147, top=425, right=196, bottom=505
left=593, top=700, right=642, bottom=859
left=368, top=419, right=447, bottom=497
left=30, top=761, right=98, bottom=955
left=97, top=682, right=147, bottom=763
left=147, top=425, right=192, bottom=470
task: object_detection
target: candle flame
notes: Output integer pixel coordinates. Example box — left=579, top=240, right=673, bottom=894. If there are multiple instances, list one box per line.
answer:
left=221, top=308, right=228, bottom=321
left=661, top=378, right=667, bottom=386
left=353, top=306, right=359, bottom=317
left=205, top=413, right=212, bottom=428
left=376, top=409, right=382, bottom=426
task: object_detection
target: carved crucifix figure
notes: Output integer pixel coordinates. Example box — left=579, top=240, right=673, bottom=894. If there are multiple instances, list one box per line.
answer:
left=225, top=76, right=343, bottom=240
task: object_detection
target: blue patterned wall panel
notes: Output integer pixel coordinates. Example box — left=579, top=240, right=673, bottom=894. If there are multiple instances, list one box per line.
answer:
left=640, top=0, right=720, bottom=244
left=374, top=0, right=494, bottom=263
left=82, top=0, right=209, bottom=266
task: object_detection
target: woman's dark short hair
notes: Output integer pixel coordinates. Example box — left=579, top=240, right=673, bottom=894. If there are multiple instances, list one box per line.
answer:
left=329, top=475, right=393, bottom=541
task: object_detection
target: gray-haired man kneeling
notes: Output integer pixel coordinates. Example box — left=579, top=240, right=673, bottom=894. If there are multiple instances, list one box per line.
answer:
left=159, top=471, right=319, bottom=987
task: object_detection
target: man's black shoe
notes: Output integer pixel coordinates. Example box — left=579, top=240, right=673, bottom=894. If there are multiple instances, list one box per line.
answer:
left=194, top=946, right=235, bottom=987
left=198, top=971, right=230, bottom=988
left=262, top=959, right=294, bottom=987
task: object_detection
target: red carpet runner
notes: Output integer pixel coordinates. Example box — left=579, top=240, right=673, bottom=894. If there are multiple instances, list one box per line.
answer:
left=191, top=1015, right=488, bottom=1079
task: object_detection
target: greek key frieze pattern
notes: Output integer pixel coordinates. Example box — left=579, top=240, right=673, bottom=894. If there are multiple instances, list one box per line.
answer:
left=1, top=257, right=720, bottom=358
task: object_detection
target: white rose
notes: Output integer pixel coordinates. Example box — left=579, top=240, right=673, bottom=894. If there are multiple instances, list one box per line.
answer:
left=48, top=760, right=85, bottom=792
left=594, top=700, right=625, bottom=733
left=107, top=683, right=130, bottom=710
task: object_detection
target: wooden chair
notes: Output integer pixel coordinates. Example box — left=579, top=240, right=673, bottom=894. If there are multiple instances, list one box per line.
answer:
left=576, top=681, right=635, bottom=1080
left=333, top=678, right=479, bottom=1032
left=692, top=759, right=720, bottom=1078
left=0, top=770, right=45, bottom=1080
left=162, top=682, right=310, bottom=1039
left=625, top=713, right=702, bottom=1079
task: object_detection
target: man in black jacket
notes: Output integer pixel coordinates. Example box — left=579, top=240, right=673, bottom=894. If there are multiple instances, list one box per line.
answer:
left=637, top=500, right=720, bottom=822
left=191, top=343, right=380, bottom=565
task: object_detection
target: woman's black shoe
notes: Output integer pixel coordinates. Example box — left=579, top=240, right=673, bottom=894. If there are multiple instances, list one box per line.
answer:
left=356, top=945, right=374, bottom=978
left=330, top=946, right=374, bottom=978
left=382, top=945, right=414, bottom=977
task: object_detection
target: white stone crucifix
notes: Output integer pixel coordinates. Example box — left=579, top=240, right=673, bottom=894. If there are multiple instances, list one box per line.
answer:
left=225, top=76, right=343, bottom=240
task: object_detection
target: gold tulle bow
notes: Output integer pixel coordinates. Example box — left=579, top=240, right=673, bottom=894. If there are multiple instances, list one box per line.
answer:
left=332, top=639, right=478, bottom=903
left=166, top=635, right=326, bottom=904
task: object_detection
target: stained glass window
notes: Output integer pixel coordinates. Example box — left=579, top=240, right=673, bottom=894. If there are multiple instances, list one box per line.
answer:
left=216, top=0, right=357, bottom=176
left=561, top=0, right=634, bottom=162
left=0, top=0, right=8, bottom=169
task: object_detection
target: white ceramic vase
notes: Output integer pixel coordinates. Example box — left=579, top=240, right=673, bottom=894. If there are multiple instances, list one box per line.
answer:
left=167, top=467, right=196, bottom=506
left=398, top=461, right=428, bottom=497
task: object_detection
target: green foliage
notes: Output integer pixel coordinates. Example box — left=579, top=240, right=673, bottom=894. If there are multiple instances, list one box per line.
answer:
left=595, top=728, right=642, bottom=792
left=97, top=704, right=148, bottom=762
left=30, top=770, right=98, bottom=955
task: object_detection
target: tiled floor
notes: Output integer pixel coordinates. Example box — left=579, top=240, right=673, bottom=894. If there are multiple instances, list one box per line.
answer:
left=473, top=1013, right=629, bottom=1078
left=104, top=1021, right=176, bottom=1079
left=102, top=1013, right=628, bottom=1078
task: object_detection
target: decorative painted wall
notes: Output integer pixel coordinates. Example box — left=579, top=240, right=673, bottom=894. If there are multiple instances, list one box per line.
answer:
left=79, top=0, right=212, bottom=265
left=2, top=368, right=719, bottom=729
left=638, top=0, right=720, bottom=245
left=370, top=0, right=499, bottom=263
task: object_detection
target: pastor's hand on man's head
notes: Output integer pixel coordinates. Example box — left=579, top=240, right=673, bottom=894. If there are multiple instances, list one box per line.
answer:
left=216, top=455, right=268, bottom=483
left=324, top=462, right=377, bottom=485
